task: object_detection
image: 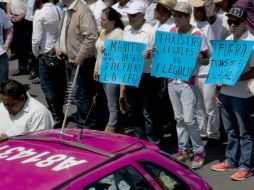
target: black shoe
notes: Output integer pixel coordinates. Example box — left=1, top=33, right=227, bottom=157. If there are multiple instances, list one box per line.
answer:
left=205, top=138, right=222, bottom=148
left=9, top=53, right=17, bottom=61
left=11, top=69, right=29, bottom=76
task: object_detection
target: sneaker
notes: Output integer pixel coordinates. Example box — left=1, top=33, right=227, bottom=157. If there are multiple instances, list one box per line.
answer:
left=191, top=152, right=205, bottom=169
left=230, top=169, right=252, bottom=181
left=211, top=162, right=236, bottom=171
left=175, top=148, right=191, bottom=162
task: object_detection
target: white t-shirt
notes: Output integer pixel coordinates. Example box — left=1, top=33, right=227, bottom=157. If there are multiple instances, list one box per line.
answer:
left=192, top=15, right=222, bottom=76
left=32, top=3, right=62, bottom=56
left=0, top=8, right=12, bottom=55
left=0, top=96, right=54, bottom=137
left=153, top=17, right=175, bottom=32
left=123, top=22, right=155, bottom=73
left=25, top=0, right=35, bottom=21
left=218, top=11, right=231, bottom=40
left=10, top=0, right=27, bottom=15
left=221, top=31, right=254, bottom=98
left=88, top=0, right=106, bottom=32
left=145, top=0, right=157, bottom=26
left=112, top=1, right=132, bottom=26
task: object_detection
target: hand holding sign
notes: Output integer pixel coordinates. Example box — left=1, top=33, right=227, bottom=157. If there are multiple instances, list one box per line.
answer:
left=206, top=40, right=254, bottom=85
left=151, top=31, right=201, bottom=81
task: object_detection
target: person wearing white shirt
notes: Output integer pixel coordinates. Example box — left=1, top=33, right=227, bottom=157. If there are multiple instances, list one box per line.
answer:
left=211, top=7, right=254, bottom=181
left=152, top=0, right=176, bottom=142
left=188, top=0, right=222, bottom=147
left=123, top=1, right=160, bottom=144
left=0, top=79, right=53, bottom=141
left=86, top=0, right=106, bottom=31
left=153, top=0, right=175, bottom=32
left=144, top=0, right=157, bottom=26
left=32, top=0, right=66, bottom=128
left=167, top=2, right=209, bottom=169
left=112, top=0, right=131, bottom=26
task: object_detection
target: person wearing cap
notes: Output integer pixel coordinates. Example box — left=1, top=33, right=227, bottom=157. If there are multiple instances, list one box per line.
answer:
left=211, top=7, right=254, bottom=181
left=153, top=0, right=176, bottom=31
left=153, top=0, right=177, bottom=140
left=168, top=2, right=209, bottom=169
left=188, top=0, right=222, bottom=148
left=123, top=0, right=160, bottom=144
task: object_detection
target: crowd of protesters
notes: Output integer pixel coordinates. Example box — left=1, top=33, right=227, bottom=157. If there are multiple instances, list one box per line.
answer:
left=0, top=0, right=254, bottom=181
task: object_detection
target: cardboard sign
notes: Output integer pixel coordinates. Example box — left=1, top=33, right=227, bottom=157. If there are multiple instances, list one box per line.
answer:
left=151, top=31, right=201, bottom=81
left=206, top=40, right=254, bottom=85
left=99, top=40, right=147, bottom=87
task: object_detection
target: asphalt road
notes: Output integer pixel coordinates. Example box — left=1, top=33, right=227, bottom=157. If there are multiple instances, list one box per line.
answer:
left=8, top=59, right=254, bottom=190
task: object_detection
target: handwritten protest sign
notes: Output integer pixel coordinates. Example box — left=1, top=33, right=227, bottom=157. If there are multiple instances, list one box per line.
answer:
left=99, top=40, right=147, bottom=87
left=151, top=31, right=201, bottom=81
left=206, top=40, right=254, bottom=85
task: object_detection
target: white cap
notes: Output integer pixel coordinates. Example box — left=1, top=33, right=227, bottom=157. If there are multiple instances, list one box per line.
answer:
left=126, top=1, right=147, bottom=14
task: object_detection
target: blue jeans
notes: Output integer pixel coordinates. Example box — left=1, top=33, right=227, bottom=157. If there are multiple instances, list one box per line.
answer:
left=0, top=53, right=8, bottom=83
left=39, top=56, right=66, bottom=100
left=65, top=57, right=96, bottom=128
left=220, top=94, right=254, bottom=170
left=168, top=81, right=204, bottom=153
left=126, top=74, right=160, bottom=144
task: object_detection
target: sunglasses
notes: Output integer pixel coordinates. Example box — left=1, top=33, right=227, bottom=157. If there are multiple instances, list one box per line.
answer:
left=227, top=19, right=242, bottom=26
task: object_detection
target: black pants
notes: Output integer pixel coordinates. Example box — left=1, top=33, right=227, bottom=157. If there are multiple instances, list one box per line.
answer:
left=12, top=19, right=29, bottom=71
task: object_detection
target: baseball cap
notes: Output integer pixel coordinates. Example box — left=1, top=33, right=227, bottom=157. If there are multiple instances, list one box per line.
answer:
left=226, top=6, right=247, bottom=20
left=126, top=1, right=147, bottom=14
left=173, top=2, right=192, bottom=15
left=157, top=0, right=176, bottom=10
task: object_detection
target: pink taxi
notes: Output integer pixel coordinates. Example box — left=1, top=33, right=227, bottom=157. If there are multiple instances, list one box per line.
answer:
left=0, top=128, right=212, bottom=190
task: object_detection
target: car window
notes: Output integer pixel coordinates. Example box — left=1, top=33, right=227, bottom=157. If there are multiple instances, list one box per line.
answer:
left=139, top=161, right=190, bottom=190
left=83, top=166, right=154, bottom=190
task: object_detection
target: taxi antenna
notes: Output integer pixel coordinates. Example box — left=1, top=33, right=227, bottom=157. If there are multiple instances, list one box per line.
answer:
left=60, top=64, right=80, bottom=140
left=77, top=94, right=97, bottom=141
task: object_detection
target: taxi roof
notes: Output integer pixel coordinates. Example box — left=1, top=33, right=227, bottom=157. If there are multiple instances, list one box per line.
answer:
left=0, top=128, right=160, bottom=189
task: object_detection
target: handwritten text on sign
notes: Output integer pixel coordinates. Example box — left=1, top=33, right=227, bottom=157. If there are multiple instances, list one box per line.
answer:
left=206, top=40, right=254, bottom=85
left=151, top=31, right=201, bottom=81
left=99, top=40, right=147, bottom=87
